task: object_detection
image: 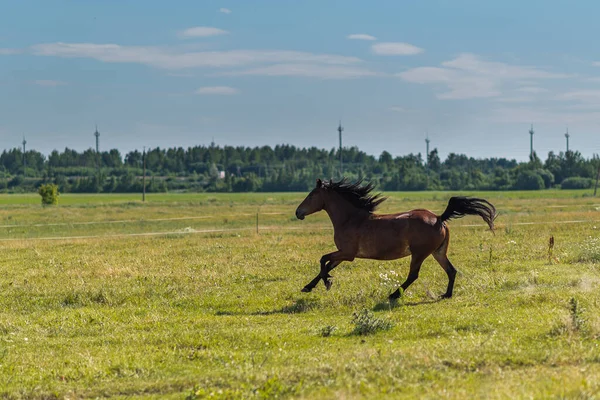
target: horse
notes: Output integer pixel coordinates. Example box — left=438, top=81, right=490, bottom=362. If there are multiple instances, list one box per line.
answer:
left=294, top=178, right=497, bottom=300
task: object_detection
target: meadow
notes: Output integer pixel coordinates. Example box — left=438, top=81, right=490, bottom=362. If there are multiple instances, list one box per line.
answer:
left=0, top=189, right=599, bottom=399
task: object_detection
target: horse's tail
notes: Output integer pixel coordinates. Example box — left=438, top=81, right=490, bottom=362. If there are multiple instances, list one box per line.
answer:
left=438, top=196, right=497, bottom=231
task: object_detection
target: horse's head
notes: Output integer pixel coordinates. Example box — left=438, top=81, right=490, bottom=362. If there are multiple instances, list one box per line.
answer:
left=295, top=179, right=326, bottom=220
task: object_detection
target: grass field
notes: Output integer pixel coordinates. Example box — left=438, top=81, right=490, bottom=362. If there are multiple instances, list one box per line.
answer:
left=1, top=189, right=600, bottom=399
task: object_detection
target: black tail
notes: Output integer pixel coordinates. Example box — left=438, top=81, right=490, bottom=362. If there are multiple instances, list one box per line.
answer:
left=439, top=197, right=497, bottom=231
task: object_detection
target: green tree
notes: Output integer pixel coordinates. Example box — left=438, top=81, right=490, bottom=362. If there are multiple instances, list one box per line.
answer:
left=38, top=183, right=59, bottom=205
left=514, top=170, right=545, bottom=190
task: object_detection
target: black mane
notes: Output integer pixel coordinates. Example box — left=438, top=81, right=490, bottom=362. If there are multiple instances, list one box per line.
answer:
left=323, top=178, right=387, bottom=212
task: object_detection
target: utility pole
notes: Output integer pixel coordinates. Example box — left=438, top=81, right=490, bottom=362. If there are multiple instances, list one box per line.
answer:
left=142, top=146, right=146, bottom=202
left=425, top=135, right=430, bottom=166
left=529, top=124, right=534, bottom=160
left=22, top=136, right=26, bottom=176
left=425, top=135, right=430, bottom=188
left=565, top=128, right=570, bottom=153
left=94, top=124, right=100, bottom=170
left=338, top=121, right=344, bottom=178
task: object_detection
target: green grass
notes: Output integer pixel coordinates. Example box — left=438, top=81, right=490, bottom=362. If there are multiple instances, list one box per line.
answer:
left=0, top=188, right=596, bottom=206
left=0, top=191, right=600, bottom=398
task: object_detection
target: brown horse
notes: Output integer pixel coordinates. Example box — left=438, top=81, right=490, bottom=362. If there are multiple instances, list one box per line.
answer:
left=295, top=178, right=497, bottom=300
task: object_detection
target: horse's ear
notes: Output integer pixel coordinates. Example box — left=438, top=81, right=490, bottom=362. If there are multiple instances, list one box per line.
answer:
left=316, top=178, right=322, bottom=188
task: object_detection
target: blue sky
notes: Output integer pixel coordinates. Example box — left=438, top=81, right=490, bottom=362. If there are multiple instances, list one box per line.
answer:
left=1, top=0, right=600, bottom=161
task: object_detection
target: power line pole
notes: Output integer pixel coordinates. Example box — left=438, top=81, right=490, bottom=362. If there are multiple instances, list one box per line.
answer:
left=565, top=128, right=570, bottom=153
left=94, top=124, right=101, bottom=174
left=338, top=121, right=344, bottom=178
left=529, top=124, right=535, bottom=160
left=425, top=135, right=430, bottom=165
left=22, top=136, right=26, bottom=176
left=425, top=135, right=430, bottom=188
left=142, top=146, right=146, bottom=202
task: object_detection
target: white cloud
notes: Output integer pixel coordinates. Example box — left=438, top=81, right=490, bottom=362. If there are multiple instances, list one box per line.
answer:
left=565, top=103, right=600, bottom=111
left=178, top=27, right=229, bottom=38
left=494, top=96, right=535, bottom=103
left=553, top=90, right=600, bottom=111
left=491, top=86, right=548, bottom=103
left=33, top=80, right=66, bottom=87
left=387, top=106, right=419, bottom=113
left=440, top=54, right=566, bottom=79
left=372, top=42, right=423, bottom=56
left=219, top=8, right=232, bottom=14
left=167, top=72, right=195, bottom=78
left=490, top=106, right=600, bottom=124
left=30, top=43, right=362, bottom=70
left=399, top=66, right=500, bottom=99
left=347, top=34, right=376, bottom=41
left=219, top=63, right=378, bottom=79
left=557, top=90, right=600, bottom=102
left=517, top=86, right=549, bottom=93
left=0, top=48, right=22, bottom=55
left=399, top=53, right=568, bottom=100
left=195, top=86, right=238, bottom=95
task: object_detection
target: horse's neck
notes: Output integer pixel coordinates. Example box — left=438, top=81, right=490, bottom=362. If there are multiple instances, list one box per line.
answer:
left=323, top=192, right=367, bottom=228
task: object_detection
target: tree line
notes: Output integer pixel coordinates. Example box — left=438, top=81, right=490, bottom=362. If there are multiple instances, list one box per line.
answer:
left=1, top=143, right=599, bottom=193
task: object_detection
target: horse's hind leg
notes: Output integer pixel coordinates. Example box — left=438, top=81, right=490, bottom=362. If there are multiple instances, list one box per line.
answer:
left=432, top=247, right=457, bottom=299
left=389, top=253, right=428, bottom=301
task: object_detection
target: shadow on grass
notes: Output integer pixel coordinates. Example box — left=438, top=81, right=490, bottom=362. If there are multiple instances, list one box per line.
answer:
left=372, top=297, right=443, bottom=311
left=372, top=300, right=402, bottom=312
left=403, top=298, right=444, bottom=307
left=215, top=298, right=319, bottom=316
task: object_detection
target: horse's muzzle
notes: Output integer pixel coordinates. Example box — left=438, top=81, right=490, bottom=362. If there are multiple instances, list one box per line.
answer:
left=296, top=210, right=305, bottom=220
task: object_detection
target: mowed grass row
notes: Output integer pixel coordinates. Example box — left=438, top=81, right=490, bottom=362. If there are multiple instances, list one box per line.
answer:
left=0, top=190, right=599, bottom=398
left=0, top=190, right=598, bottom=240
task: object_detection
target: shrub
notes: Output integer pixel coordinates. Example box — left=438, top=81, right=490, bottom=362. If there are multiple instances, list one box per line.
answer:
left=318, top=325, right=337, bottom=337
left=38, top=183, right=59, bottom=205
left=351, top=309, right=393, bottom=335
left=560, top=177, right=593, bottom=189
left=577, top=236, right=600, bottom=263
left=569, top=297, right=586, bottom=333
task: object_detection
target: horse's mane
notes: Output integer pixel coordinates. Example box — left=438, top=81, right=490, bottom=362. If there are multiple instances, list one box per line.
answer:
left=323, top=178, right=387, bottom=212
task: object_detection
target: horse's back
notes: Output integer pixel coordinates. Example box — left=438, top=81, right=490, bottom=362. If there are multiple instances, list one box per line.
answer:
left=374, top=208, right=440, bottom=227
left=354, top=209, right=446, bottom=260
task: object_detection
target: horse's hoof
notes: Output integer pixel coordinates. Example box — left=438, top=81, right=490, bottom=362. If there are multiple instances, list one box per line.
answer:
left=388, top=289, right=401, bottom=301
left=324, top=279, right=333, bottom=291
left=301, top=286, right=312, bottom=293
left=440, top=293, right=453, bottom=299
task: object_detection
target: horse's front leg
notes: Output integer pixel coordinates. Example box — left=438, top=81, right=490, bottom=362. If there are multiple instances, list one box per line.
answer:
left=320, top=260, right=341, bottom=290
left=300, top=253, right=334, bottom=293
left=301, top=251, right=353, bottom=292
